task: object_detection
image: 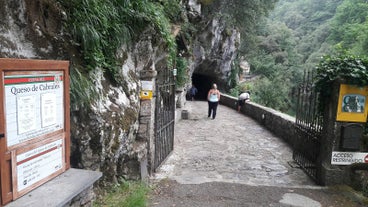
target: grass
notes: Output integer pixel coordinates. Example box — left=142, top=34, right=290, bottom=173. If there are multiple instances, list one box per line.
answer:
left=94, top=180, right=151, bottom=207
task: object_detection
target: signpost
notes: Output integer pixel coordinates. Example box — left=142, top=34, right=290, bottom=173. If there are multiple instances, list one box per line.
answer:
left=0, top=58, right=70, bottom=205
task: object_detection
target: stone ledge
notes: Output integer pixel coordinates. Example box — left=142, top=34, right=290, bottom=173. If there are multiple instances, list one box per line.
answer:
left=220, top=94, right=296, bottom=146
left=5, top=168, right=102, bottom=207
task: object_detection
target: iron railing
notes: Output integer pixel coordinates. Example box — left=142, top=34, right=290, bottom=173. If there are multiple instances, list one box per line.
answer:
left=293, top=70, right=323, bottom=184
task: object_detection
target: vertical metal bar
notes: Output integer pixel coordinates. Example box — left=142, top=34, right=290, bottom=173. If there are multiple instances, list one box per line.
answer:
left=154, top=68, right=176, bottom=171
left=293, top=68, right=323, bottom=183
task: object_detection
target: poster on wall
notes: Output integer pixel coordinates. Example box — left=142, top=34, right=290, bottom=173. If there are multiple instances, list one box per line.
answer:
left=12, top=136, right=65, bottom=198
left=336, top=84, right=368, bottom=122
left=4, top=72, right=64, bottom=148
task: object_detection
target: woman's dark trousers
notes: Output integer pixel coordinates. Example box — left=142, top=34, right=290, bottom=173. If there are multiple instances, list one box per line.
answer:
left=208, top=101, right=219, bottom=119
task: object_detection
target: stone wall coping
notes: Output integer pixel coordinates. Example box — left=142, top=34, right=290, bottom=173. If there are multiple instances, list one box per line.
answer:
left=247, top=101, right=295, bottom=122
left=220, top=93, right=295, bottom=121
left=220, top=94, right=297, bottom=146
left=5, top=168, right=102, bottom=207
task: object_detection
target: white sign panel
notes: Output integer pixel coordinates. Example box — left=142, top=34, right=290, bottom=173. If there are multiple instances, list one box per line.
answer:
left=141, top=80, right=153, bottom=91
left=16, top=139, right=63, bottom=191
left=4, top=73, right=64, bottom=147
left=331, top=151, right=368, bottom=165
left=41, top=93, right=57, bottom=127
left=17, top=95, right=37, bottom=134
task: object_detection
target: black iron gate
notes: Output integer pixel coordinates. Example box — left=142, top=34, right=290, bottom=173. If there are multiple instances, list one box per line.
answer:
left=153, top=68, right=175, bottom=171
left=293, top=70, right=323, bottom=184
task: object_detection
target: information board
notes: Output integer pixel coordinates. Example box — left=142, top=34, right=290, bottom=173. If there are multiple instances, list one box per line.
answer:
left=4, top=72, right=64, bottom=148
left=0, top=58, right=70, bottom=205
left=336, top=84, right=368, bottom=122
left=12, top=136, right=64, bottom=198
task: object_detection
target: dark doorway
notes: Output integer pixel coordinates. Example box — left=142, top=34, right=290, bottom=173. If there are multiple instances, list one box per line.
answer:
left=192, top=73, right=215, bottom=100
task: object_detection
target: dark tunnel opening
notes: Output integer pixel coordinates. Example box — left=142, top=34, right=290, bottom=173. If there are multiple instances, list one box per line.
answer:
left=191, top=73, right=216, bottom=100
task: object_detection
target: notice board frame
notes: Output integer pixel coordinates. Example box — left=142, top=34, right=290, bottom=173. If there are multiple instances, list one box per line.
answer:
left=0, top=58, right=70, bottom=205
left=336, top=84, right=368, bottom=122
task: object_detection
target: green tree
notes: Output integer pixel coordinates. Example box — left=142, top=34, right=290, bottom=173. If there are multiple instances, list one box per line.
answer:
left=329, top=0, right=368, bottom=56
left=252, top=76, right=290, bottom=112
left=243, top=0, right=343, bottom=114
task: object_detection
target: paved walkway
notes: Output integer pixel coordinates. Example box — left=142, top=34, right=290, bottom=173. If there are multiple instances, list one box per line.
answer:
left=149, top=101, right=365, bottom=207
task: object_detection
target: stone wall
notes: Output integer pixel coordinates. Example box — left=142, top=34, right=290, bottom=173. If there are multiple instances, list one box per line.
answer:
left=220, top=93, right=368, bottom=189
left=65, top=186, right=95, bottom=207
left=220, top=94, right=296, bottom=147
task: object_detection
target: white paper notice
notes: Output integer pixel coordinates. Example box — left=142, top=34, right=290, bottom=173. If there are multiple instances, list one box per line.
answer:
left=41, top=93, right=56, bottom=128
left=17, top=96, right=37, bottom=134
left=141, top=80, right=153, bottom=90
left=16, top=139, right=63, bottom=191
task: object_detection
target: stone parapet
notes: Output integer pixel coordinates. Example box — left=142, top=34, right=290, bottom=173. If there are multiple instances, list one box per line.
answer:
left=220, top=94, right=296, bottom=147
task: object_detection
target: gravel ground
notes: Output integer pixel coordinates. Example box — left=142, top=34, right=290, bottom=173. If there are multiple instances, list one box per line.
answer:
left=148, top=101, right=368, bottom=207
left=149, top=179, right=366, bottom=207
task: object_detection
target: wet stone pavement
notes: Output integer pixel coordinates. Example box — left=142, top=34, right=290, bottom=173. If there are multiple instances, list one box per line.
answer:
left=149, top=101, right=365, bottom=207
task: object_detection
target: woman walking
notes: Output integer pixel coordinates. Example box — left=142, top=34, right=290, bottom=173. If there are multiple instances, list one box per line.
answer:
left=207, top=83, right=221, bottom=119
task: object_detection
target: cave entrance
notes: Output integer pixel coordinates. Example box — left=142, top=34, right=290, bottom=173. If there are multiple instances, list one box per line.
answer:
left=191, top=73, right=214, bottom=100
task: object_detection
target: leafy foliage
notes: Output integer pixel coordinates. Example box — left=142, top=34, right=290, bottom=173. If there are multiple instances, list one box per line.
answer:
left=58, top=0, right=181, bottom=107
left=315, top=55, right=368, bottom=95
left=175, top=57, right=188, bottom=88
left=240, top=0, right=345, bottom=114
left=314, top=55, right=368, bottom=113
left=60, top=0, right=178, bottom=74
left=328, top=0, right=368, bottom=56
left=69, top=67, right=98, bottom=109
left=229, top=82, right=252, bottom=97
left=60, top=0, right=130, bottom=74
left=161, top=0, right=184, bottom=23
left=228, top=58, right=241, bottom=90
left=252, top=76, right=291, bottom=112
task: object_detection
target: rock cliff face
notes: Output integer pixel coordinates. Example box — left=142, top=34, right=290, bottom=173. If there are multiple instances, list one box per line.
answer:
left=0, top=0, right=65, bottom=58
left=70, top=28, right=169, bottom=182
left=192, top=16, right=240, bottom=91
left=0, top=0, right=239, bottom=182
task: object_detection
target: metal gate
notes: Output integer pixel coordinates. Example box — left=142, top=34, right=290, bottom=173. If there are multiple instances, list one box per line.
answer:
left=293, top=70, right=323, bottom=184
left=153, top=68, right=175, bottom=171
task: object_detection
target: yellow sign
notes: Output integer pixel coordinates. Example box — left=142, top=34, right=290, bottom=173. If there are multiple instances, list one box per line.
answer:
left=336, top=84, right=368, bottom=122
left=140, top=90, right=153, bottom=100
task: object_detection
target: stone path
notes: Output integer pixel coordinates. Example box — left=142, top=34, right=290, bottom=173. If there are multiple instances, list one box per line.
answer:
left=149, top=101, right=365, bottom=207
left=154, top=101, right=314, bottom=187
